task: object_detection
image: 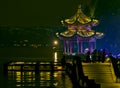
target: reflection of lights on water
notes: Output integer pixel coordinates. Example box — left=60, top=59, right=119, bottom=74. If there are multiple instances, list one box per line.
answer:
left=16, top=84, right=21, bottom=87
left=16, top=71, right=21, bottom=76
left=16, top=77, right=21, bottom=82
left=54, top=52, right=58, bottom=63
left=54, top=82, right=58, bottom=86
left=54, top=71, right=62, bottom=77
left=16, top=71, right=21, bottom=82
left=46, top=72, right=50, bottom=75
left=54, top=72, right=58, bottom=77
left=28, top=72, right=32, bottom=75
left=40, top=72, right=50, bottom=80
left=57, top=66, right=62, bottom=70
left=27, top=78, right=32, bottom=82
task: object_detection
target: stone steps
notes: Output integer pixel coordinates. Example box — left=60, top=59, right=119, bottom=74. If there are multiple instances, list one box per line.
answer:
left=101, top=83, right=120, bottom=88
left=82, top=63, right=120, bottom=88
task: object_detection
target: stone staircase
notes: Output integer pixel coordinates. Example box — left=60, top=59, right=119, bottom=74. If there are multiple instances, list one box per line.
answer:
left=82, top=63, right=120, bottom=88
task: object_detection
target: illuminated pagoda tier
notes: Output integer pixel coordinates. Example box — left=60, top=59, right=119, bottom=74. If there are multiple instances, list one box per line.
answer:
left=56, top=5, right=104, bottom=55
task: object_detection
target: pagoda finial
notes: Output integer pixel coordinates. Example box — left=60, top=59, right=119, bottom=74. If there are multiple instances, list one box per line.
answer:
left=77, top=4, right=82, bottom=13
left=78, top=4, right=81, bottom=9
left=61, top=4, right=99, bottom=25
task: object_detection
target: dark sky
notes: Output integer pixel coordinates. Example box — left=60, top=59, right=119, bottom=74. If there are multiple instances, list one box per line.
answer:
left=0, top=0, right=120, bottom=27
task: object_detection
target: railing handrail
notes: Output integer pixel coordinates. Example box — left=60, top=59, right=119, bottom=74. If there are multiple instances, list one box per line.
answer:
left=110, top=57, right=120, bottom=82
left=65, top=55, right=100, bottom=88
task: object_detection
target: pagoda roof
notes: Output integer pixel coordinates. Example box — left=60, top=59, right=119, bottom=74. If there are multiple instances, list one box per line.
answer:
left=61, top=5, right=97, bottom=25
left=57, top=5, right=104, bottom=40
left=57, top=29, right=104, bottom=40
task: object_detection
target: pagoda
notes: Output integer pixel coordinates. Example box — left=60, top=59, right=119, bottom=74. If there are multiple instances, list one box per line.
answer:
left=56, top=5, right=104, bottom=55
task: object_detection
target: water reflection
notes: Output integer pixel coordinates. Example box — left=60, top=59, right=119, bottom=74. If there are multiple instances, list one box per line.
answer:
left=54, top=52, right=58, bottom=63
left=7, top=70, right=72, bottom=88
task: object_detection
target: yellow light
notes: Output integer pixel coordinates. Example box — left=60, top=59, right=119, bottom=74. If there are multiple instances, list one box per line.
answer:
left=54, top=40, right=58, bottom=45
left=54, top=52, right=58, bottom=63
left=16, top=71, right=21, bottom=76
left=57, top=66, right=62, bottom=70
left=16, top=84, right=21, bottom=87
left=54, top=72, right=58, bottom=77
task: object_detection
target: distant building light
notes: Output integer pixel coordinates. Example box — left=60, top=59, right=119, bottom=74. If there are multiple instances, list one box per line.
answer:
left=54, top=40, right=58, bottom=45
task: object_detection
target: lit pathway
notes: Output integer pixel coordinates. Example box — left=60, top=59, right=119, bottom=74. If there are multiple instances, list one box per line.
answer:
left=82, top=62, right=120, bottom=88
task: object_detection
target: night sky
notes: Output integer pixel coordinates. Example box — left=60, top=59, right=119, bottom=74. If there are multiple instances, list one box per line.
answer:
left=0, top=0, right=120, bottom=26
left=0, top=0, right=120, bottom=55
left=0, top=0, right=79, bottom=26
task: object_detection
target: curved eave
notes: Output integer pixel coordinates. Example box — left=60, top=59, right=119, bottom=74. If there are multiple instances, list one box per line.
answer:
left=56, top=30, right=76, bottom=38
left=61, top=5, right=92, bottom=26
left=60, top=32, right=75, bottom=38
left=61, top=19, right=99, bottom=28
left=62, top=17, right=92, bottom=26
left=95, top=32, right=104, bottom=39
left=56, top=30, right=104, bottom=40
left=77, top=30, right=95, bottom=37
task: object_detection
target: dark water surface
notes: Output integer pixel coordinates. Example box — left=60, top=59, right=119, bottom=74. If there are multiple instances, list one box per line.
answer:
left=0, top=51, right=73, bottom=88
left=6, top=70, right=72, bottom=88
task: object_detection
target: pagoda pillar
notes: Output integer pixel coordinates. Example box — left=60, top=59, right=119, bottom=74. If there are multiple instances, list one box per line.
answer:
left=70, top=40, right=72, bottom=54
left=63, top=40, right=67, bottom=54
left=77, top=38, right=80, bottom=54
left=80, top=41, right=83, bottom=53
left=92, top=41, right=96, bottom=52
left=89, top=42, right=93, bottom=53
left=66, top=40, right=70, bottom=54
left=94, top=41, right=96, bottom=50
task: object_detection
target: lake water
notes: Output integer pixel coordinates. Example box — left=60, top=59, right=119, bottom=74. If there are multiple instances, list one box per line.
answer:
left=0, top=52, right=73, bottom=88
left=6, top=70, right=72, bottom=88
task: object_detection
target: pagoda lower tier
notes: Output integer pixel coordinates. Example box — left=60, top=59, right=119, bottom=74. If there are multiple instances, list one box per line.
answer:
left=58, top=36, right=95, bottom=55
left=56, top=5, right=104, bottom=55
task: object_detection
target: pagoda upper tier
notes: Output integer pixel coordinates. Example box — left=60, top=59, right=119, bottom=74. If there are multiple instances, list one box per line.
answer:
left=61, top=5, right=99, bottom=26
left=57, top=5, right=104, bottom=39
